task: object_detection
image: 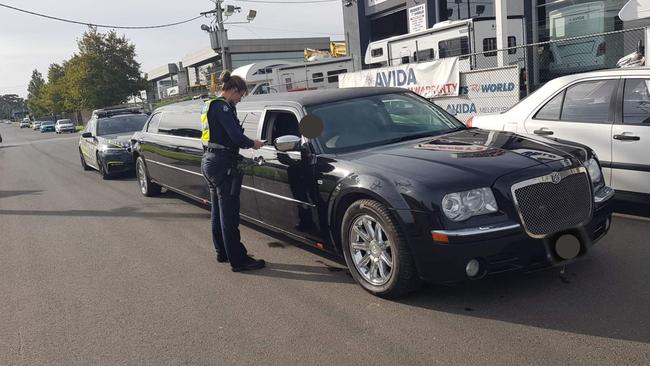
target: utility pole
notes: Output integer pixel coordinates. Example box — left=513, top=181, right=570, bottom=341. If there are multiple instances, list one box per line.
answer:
left=214, top=0, right=230, bottom=71
left=201, top=1, right=257, bottom=72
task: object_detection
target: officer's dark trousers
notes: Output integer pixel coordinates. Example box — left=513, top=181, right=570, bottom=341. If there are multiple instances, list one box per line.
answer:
left=201, top=151, right=248, bottom=267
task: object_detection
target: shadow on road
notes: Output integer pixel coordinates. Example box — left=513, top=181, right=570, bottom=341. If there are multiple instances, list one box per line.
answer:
left=395, top=258, right=650, bottom=344
left=0, top=190, right=43, bottom=199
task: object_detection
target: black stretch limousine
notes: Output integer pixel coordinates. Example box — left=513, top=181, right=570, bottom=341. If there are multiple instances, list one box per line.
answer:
left=132, top=88, right=614, bottom=298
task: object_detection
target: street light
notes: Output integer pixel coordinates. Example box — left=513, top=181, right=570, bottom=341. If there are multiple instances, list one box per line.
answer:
left=247, top=10, right=257, bottom=21
left=201, top=24, right=211, bottom=32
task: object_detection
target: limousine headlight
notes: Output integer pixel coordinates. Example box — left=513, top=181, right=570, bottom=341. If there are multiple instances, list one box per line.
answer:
left=442, top=187, right=498, bottom=222
left=585, top=158, right=603, bottom=186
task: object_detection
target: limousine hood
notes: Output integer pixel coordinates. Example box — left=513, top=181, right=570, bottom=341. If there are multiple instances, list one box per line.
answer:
left=346, top=129, right=578, bottom=187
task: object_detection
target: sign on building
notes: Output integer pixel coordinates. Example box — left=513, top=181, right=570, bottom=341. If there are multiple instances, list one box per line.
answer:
left=339, top=58, right=460, bottom=98
left=433, top=66, right=520, bottom=122
left=408, top=4, right=427, bottom=33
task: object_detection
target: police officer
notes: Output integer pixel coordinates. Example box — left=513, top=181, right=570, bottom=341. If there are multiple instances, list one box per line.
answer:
left=201, top=71, right=265, bottom=272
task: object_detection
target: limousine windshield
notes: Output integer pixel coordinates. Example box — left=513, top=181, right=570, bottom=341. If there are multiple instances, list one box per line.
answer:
left=306, top=93, right=464, bottom=153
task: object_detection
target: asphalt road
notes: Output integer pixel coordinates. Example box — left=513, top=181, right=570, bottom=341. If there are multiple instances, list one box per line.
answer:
left=1, top=123, right=649, bottom=365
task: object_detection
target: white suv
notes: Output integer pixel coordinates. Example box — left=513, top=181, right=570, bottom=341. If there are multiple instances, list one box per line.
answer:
left=468, top=68, right=650, bottom=201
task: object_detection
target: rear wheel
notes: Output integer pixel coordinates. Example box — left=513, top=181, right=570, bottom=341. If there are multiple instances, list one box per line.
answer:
left=341, top=199, right=420, bottom=298
left=136, top=156, right=161, bottom=197
left=79, top=149, right=91, bottom=171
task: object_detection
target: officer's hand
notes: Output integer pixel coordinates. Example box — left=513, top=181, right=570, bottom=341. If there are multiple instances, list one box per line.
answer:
left=253, top=140, right=265, bottom=150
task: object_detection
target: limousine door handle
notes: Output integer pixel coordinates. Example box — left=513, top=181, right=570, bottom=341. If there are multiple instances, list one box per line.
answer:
left=254, top=156, right=266, bottom=166
left=533, top=128, right=554, bottom=136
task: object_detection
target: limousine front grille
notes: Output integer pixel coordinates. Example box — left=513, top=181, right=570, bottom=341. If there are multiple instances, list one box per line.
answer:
left=512, top=168, right=592, bottom=238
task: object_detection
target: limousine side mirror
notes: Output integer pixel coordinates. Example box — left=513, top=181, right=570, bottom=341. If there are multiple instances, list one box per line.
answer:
left=274, top=135, right=302, bottom=152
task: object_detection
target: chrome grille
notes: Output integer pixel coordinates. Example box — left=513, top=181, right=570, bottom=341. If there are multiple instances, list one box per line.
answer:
left=512, top=168, right=592, bottom=238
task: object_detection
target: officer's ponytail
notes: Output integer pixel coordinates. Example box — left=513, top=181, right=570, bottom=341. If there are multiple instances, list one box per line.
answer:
left=219, top=70, right=246, bottom=94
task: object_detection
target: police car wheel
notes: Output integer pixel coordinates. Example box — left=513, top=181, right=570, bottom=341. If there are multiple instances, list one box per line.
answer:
left=136, top=156, right=161, bottom=197
left=79, top=149, right=91, bottom=171
left=97, top=153, right=111, bottom=180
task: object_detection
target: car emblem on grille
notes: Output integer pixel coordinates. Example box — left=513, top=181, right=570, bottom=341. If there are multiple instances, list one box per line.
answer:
left=551, top=172, right=562, bottom=184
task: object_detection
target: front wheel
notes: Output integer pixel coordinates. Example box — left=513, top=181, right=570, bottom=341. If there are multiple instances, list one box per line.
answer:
left=341, top=199, right=420, bottom=298
left=136, top=156, right=161, bottom=197
left=97, top=154, right=111, bottom=180
left=79, top=149, right=91, bottom=171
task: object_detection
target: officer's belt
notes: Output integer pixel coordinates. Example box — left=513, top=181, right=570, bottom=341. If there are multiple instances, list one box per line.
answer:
left=205, top=142, right=238, bottom=153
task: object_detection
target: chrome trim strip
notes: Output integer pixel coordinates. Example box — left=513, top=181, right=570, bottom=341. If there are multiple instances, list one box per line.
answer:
left=510, top=167, right=593, bottom=239
left=157, top=183, right=210, bottom=204
left=432, top=223, right=521, bottom=237
left=241, top=185, right=316, bottom=207
left=594, top=186, right=615, bottom=203
left=147, top=159, right=204, bottom=177
left=240, top=213, right=311, bottom=242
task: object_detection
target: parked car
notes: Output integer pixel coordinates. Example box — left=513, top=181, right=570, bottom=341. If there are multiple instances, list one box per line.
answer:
left=19, top=120, right=30, bottom=128
left=78, top=108, right=149, bottom=179
left=55, top=119, right=75, bottom=134
left=39, top=121, right=55, bottom=132
left=467, top=68, right=650, bottom=203
left=32, top=121, right=42, bottom=130
left=132, top=88, right=614, bottom=298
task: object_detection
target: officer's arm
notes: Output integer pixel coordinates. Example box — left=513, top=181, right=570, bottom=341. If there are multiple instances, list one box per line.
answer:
left=210, top=104, right=254, bottom=149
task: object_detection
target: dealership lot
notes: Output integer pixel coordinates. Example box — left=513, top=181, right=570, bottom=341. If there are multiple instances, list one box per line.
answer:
left=0, top=124, right=648, bottom=364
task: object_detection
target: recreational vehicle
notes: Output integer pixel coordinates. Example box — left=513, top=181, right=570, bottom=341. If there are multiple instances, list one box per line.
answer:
left=235, top=57, right=355, bottom=95
left=364, top=18, right=525, bottom=70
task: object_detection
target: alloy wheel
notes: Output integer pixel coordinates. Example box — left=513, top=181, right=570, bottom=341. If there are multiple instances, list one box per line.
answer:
left=349, top=214, right=394, bottom=286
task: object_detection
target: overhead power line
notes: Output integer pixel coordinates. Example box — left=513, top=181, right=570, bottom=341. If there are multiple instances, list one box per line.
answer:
left=232, top=0, right=339, bottom=4
left=0, top=3, right=202, bottom=29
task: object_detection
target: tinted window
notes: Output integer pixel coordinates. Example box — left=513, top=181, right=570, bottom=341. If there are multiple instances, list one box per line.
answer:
left=415, top=48, right=435, bottom=62
left=312, top=72, right=324, bottom=83
left=327, top=69, right=347, bottom=83
left=96, top=115, right=148, bottom=136
left=147, top=113, right=162, bottom=133
left=306, top=93, right=463, bottom=153
left=483, top=38, right=497, bottom=57
left=371, top=48, right=383, bottom=57
left=560, top=80, right=617, bottom=123
left=158, top=111, right=201, bottom=138
left=534, top=91, right=565, bottom=120
left=623, top=79, right=650, bottom=125
left=508, top=36, right=517, bottom=55
left=439, top=37, right=470, bottom=58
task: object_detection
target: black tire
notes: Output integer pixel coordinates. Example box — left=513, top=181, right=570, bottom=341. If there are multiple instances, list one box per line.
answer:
left=97, top=153, right=111, bottom=180
left=135, top=155, right=161, bottom=197
left=341, top=199, right=420, bottom=298
left=79, top=149, right=92, bottom=171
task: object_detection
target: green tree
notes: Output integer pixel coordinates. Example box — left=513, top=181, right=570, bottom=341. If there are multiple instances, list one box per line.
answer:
left=70, top=29, right=144, bottom=109
left=27, top=69, right=47, bottom=118
left=41, top=63, right=66, bottom=115
left=0, top=94, right=27, bottom=120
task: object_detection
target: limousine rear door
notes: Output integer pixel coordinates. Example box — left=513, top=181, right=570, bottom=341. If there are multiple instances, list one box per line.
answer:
left=251, top=109, right=321, bottom=239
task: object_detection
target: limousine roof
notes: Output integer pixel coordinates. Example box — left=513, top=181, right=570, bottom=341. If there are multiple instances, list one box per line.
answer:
left=156, top=87, right=411, bottom=113
left=240, top=87, right=408, bottom=107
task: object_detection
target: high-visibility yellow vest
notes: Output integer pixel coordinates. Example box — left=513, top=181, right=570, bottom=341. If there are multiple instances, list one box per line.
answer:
left=200, top=96, right=227, bottom=145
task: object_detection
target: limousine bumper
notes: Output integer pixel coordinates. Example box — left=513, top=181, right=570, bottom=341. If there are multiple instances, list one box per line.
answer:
left=410, top=195, right=614, bottom=285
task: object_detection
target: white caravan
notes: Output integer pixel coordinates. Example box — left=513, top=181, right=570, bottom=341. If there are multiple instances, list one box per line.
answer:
left=232, top=60, right=301, bottom=95
left=364, top=18, right=526, bottom=70
left=237, top=57, right=354, bottom=95
left=547, top=1, right=614, bottom=75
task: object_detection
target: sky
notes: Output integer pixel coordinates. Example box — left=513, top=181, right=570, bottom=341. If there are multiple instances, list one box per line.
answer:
left=0, top=0, right=345, bottom=98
